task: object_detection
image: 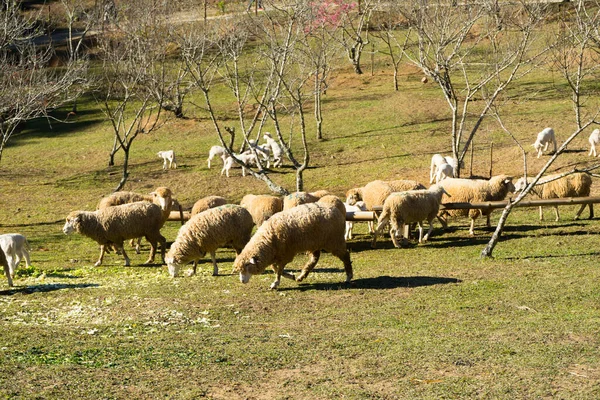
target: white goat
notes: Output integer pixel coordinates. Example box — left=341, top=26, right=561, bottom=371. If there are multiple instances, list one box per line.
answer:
left=532, top=127, right=557, bottom=158
left=207, top=145, right=226, bottom=169
left=589, top=129, right=600, bottom=157
left=157, top=150, right=177, bottom=169
left=0, top=234, right=32, bottom=282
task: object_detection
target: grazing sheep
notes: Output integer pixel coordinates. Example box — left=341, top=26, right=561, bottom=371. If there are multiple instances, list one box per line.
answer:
left=515, top=172, right=593, bottom=221
left=344, top=200, right=370, bottom=240
left=437, top=175, right=515, bottom=236
left=430, top=154, right=459, bottom=183
left=346, top=179, right=426, bottom=210
left=240, top=194, right=283, bottom=227
left=220, top=153, right=259, bottom=177
left=263, top=132, right=284, bottom=167
left=63, top=202, right=167, bottom=267
left=282, top=192, right=319, bottom=210
left=234, top=202, right=353, bottom=290
left=191, top=195, right=228, bottom=216
left=317, top=195, right=346, bottom=217
left=432, top=162, right=454, bottom=184
left=207, top=145, right=226, bottom=169
left=589, top=129, right=600, bottom=157
left=157, top=150, right=177, bottom=169
left=0, top=248, right=11, bottom=287
left=0, top=234, right=32, bottom=282
left=532, top=127, right=557, bottom=158
left=376, top=185, right=450, bottom=247
left=166, top=205, right=254, bottom=277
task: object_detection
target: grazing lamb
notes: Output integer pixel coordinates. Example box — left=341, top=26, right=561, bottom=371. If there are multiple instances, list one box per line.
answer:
left=191, top=195, right=228, bottom=216
left=220, top=153, right=259, bottom=177
left=376, top=185, right=450, bottom=247
left=0, top=248, right=11, bottom=287
left=263, top=132, right=284, bottom=167
left=240, top=194, right=283, bottom=227
left=157, top=150, right=177, bottom=169
left=514, top=172, right=593, bottom=221
left=430, top=154, right=459, bottom=183
left=166, top=205, right=254, bottom=277
left=589, top=129, right=600, bottom=157
left=344, top=200, right=369, bottom=240
left=532, top=127, right=557, bottom=158
left=234, top=202, right=353, bottom=290
left=432, top=163, right=454, bottom=184
left=0, top=234, right=32, bottom=283
left=63, top=202, right=167, bottom=267
left=437, top=175, right=515, bottom=236
left=207, top=145, right=226, bottom=169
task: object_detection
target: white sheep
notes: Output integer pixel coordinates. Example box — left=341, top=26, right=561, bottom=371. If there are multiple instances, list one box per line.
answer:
left=263, top=132, right=284, bottom=167
left=0, top=234, right=32, bottom=285
left=240, top=194, right=283, bottom=227
left=220, top=153, right=259, bottom=177
left=430, top=154, right=458, bottom=183
left=376, top=185, right=450, bottom=247
left=244, top=139, right=271, bottom=168
left=0, top=248, right=11, bottom=287
left=191, top=195, right=228, bottom=216
left=207, top=145, right=226, bottom=169
left=234, top=202, right=353, bottom=290
left=437, top=175, right=515, bottom=236
left=532, top=127, right=557, bottom=158
left=63, top=202, right=167, bottom=267
left=157, top=150, right=177, bottom=169
left=432, top=162, right=454, bottom=184
left=515, top=172, right=593, bottom=221
left=166, top=205, right=254, bottom=277
left=589, top=129, right=600, bottom=157
left=344, top=200, right=369, bottom=240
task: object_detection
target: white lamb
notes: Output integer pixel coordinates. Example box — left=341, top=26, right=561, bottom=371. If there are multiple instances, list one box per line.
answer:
left=589, top=129, right=600, bottom=157
left=157, top=150, right=177, bottom=169
left=376, top=185, right=450, bottom=247
left=244, top=139, right=271, bottom=168
left=432, top=162, right=454, bottom=184
left=343, top=200, right=369, bottom=240
left=263, top=132, right=284, bottom=168
left=0, top=248, right=11, bottom=287
left=430, top=154, right=458, bottom=183
left=207, top=145, right=226, bottom=169
left=0, top=234, right=32, bottom=285
left=220, top=153, right=259, bottom=177
left=532, top=127, right=557, bottom=158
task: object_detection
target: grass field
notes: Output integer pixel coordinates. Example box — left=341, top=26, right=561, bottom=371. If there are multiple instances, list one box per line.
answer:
left=1, top=51, right=600, bottom=399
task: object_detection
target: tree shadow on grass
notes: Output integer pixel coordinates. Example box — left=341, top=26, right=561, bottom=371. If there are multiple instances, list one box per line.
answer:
left=279, top=275, right=461, bottom=292
left=0, top=283, right=99, bottom=296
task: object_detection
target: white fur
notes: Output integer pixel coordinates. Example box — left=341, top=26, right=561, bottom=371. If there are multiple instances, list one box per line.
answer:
left=207, top=145, right=226, bottom=169
left=430, top=154, right=458, bottom=183
left=220, top=153, right=259, bottom=177
left=157, top=150, right=177, bottom=169
left=263, top=132, right=284, bottom=167
left=532, top=127, right=557, bottom=158
left=433, top=162, right=454, bottom=184
left=0, top=234, right=31, bottom=284
left=243, top=139, right=271, bottom=168
left=343, top=201, right=370, bottom=240
left=589, top=129, right=600, bottom=157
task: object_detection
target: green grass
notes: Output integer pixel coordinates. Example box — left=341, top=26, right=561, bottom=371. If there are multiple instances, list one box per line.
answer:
left=1, top=43, right=600, bottom=398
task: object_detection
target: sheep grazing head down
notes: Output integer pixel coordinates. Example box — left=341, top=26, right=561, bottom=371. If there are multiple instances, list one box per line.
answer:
left=165, top=252, right=205, bottom=278
left=236, top=257, right=262, bottom=284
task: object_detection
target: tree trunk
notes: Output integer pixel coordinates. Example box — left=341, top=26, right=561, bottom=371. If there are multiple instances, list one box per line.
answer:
left=115, top=147, right=130, bottom=191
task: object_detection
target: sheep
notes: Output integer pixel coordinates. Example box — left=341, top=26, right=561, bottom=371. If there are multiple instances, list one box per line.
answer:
left=207, top=145, right=226, bottom=169
left=0, top=248, right=11, bottom=287
left=432, top=162, right=454, bottom=184
left=240, top=194, right=283, bottom=227
left=234, top=202, right=353, bottom=290
left=532, top=127, right=557, bottom=158
left=317, top=195, right=346, bottom=217
left=0, top=234, right=32, bottom=283
left=63, top=202, right=167, bottom=267
left=165, top=205, right=254, bottom=277
left=243, top=139, right=271, bottom=167
left=345, top=179, right=426, bottom=210
left=514, top=172, right=593, bottom=221
left=437, top=174, right=515, bottom=236
left=157, top=150, right=177, bottom=169
left=97, top=187, right=174, bottom=254
left=430, top=154, right=459, bottom=183
left=589, top=129, right=600, bottom=157
left=282, top=192, right=319, bottom=210
left=220, top=153, right=259, bottom=177
left=263, top=132, right=284, bottom=167
left=344, top=200, right=369, bottom=240
left=191, top=195, right=228, bottom=216
left=376, top=185, right=450, bottom=247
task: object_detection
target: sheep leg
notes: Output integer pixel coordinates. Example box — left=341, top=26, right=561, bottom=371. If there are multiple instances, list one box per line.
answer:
left=468, top=219, right=476, bottom=236
left=554, top=206, right=560, bottom=222
left=3, top=262, right=12, bottom=287
left=22, top=249, right=31, bottom=268
left=345, top=221, right=353, bottom=240
left=423, top=219, right=434, bottom=242
left=589, top=145, right=595, bottom=157
left=539, top=206, right=544, bottom=221
left=95, top=245, right=107, bottom=267
left=296, top=251, right=320, bottom=282
left=270, top=264, right=293, bottom=290
left=589, top=204, right=594, bottom=219
left=210, top=251, right=218, bottom=276
left=118, top=245, right=131, bottom=266
left=574, top=203, right=589, bottom=220
left=417, top=222, right=424, bottom=243
left=389, top=226, right=401, bottom=248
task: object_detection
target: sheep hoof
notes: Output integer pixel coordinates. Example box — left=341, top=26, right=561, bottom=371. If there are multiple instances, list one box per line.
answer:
left=94, top=261, right=102, bottom=267
left=186, top=269, right=196, bottom=277
left=269, top=282, right=280, bottom=290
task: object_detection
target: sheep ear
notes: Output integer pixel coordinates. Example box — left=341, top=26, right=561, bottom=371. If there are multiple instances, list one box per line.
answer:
left=249, top=257, right=257, bottom=265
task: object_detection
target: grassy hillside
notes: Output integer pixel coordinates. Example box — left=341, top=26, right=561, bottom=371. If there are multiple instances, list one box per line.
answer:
left=1, top=57, right=600, bottom=399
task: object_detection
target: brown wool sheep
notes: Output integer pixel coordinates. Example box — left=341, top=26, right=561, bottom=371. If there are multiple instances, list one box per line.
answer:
left=240, top=194, right=283, bottom=227
left=234, top=202, right=352, bottom=290
left=191, top=195, right=228, bottom=216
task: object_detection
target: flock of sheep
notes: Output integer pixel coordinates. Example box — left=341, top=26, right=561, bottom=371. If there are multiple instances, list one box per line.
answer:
left=0, top=127, right=596, bottom=288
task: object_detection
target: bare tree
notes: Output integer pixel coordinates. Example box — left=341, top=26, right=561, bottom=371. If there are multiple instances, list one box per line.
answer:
left=0, top=0, right=87, bottom=163
left=481, top=1, right=600, bottom=258
left=96, top=0, right=168, bottom=190
left=337, top=0, right=377, bottom=75
left=398, top=0, right=549, bottom=176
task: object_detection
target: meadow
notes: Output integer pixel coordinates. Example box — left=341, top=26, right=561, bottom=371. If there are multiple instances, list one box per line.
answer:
left=1, top=50, right=600, bottom=399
